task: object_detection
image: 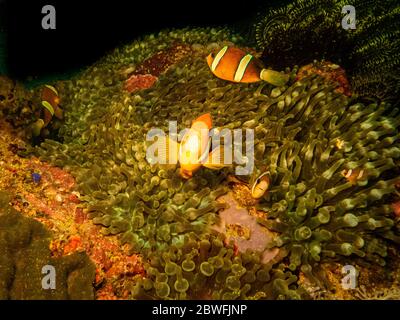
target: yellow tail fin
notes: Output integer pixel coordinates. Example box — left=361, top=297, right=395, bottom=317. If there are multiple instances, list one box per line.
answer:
left=260, top=69, right=289, bottom=86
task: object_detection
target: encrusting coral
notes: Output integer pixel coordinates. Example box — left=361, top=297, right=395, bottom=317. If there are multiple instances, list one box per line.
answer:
left=16, top=26, right=400, bottom=299
left=0, top=190, right=96, bottom=299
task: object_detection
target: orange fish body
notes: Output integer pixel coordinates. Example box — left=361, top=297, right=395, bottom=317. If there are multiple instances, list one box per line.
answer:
left=206, top=47, right=262, bottom=83
left=41, top=85, right=63, bottom=127
left=207, top=46, right=289, bottom=86
left=154, top=113, right=231, bottom=179
left=179, top=113, right=212, bottom=179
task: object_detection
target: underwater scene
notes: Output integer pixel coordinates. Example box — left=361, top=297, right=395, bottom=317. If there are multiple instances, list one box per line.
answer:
left=0, top=0, right=399, bottom=301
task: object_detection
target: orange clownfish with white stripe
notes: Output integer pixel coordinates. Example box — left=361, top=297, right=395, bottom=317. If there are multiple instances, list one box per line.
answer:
left=151, top=113, right=232, bottom=179
left=178, top=113, right=233, bottom=179
left=178, top=113, right=213, bottom=179
left=341, top=168, right=368, bottom=186
left=41, top=84, right=63, bottom=127
left=31, top=84, right=64, bottom=136
left=207, top=46, right=289, bottom=86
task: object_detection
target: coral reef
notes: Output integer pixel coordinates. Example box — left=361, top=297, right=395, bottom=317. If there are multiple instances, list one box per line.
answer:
left=125, top=74, right=158, bottom=93
left=253, top=0, right=400, bottom=106
left=0, top=76, right=33, bottom=130
left=0, top=119, right=144, bottom=299
left=128, top=42, right=193, bottom=77
left=17, top=27, right=400, bottom=299
left=296, top=60, right=351, bottom=96
left=123, top=43, right=193, bottom=93
left=0, top=190, right=96, bottom=300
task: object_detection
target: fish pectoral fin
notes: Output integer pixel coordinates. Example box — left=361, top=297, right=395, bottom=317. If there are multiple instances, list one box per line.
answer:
left=260, top=69, right=289, bottom=87
left=203, top=162, right=232, bottom=170
left=31, top=119, right=44, bottom=137
left=203, top=145, right=233, bottom=170
left=54, top=107, right=64, bottom=119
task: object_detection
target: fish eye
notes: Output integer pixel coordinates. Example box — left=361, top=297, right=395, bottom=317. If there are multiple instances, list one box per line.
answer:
left=210, top=52, right=215, bottom=58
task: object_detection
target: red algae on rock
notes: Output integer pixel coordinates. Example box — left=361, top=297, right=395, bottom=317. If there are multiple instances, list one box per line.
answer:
left=133, top=42, right=193, bottom=77
left=296, top=60, right=351, bottom=96
left=124, top=74, right=158, bottom=93
left=124, top=42, right=193, bottom=93
left=392, top=201, right=400, bottom=217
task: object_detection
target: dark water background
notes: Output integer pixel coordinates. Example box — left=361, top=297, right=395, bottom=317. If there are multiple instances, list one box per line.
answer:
left=0, top=0, right=291, bottom=86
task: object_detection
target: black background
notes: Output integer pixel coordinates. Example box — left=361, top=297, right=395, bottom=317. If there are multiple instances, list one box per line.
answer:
left=0, top=0, right=282, bottom=80
left=0, top=300, right=387, bottom=319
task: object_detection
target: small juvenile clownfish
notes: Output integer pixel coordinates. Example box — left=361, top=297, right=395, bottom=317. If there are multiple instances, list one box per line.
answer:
left=207, top=46, right=289, bottom=86
left=227, top=169, right=271, bottom=199
left=41, top=84, right=63, bottom=127
left=251, top=171, right=271, bottom=199
left=341, top=168, right=367, bottom=185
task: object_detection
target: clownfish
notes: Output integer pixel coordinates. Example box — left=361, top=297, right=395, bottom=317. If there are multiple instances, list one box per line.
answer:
left=227, top=169, right=271, bottom=199
left=41, top=84, right=63, bottom=127
left=206, top=46, right=289, bottom=86
left=251, top=171, right=271, bottom=199
left=178, top=113, right=232, bottom=179
left=151, top=113, right=232, bottom=179
left=341, top=168, right=368, bottom=185
left=178, top=113, right=212, bottom=178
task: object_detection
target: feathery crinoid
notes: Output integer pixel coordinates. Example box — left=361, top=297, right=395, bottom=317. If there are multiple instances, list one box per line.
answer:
left=254, top=0, right=348, bottom=69
left=254, top=0, right=400, bottom=106
left=347, top=0, right=400, bottom=105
